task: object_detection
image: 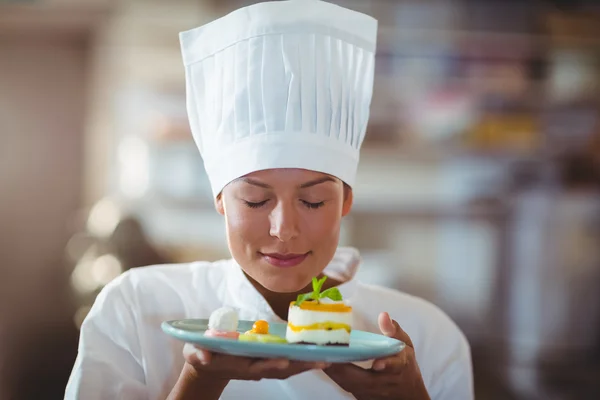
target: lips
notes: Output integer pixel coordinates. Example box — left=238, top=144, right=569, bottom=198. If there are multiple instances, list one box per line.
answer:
left=260, top=252, right=309, bottom=268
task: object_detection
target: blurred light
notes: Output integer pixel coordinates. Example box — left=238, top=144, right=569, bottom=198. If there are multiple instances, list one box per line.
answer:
left=87, top=198, right=122, bottom=238
left=65, top=233, right=94, bottom=263
left=90, top=254, right=123, bottom=286
left=118, top=135, right=150, bottom=198
left=409, top=89, right=476, bottom=142
left=70, top=251, right=99, bottom=294
left=549, top=51, right=598, bottom=102
left=70, top=251, right=123, bottom=295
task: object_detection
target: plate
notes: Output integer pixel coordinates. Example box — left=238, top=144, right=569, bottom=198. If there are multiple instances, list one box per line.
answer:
left=161, top=319, right=405, bottom=362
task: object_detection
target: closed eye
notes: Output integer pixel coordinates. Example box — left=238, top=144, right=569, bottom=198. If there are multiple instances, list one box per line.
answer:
left=244, top=200, right=268, bottom=209
left=301, top=200, right=325, bottom=209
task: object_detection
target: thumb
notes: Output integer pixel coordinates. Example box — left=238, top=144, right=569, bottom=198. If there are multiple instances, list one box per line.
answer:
left=378, top=312, right=414, bottom=348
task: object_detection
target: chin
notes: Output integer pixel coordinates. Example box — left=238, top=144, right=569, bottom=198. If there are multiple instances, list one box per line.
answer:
left=237, top=254, right=325, bottom=293
left=260, top=275, right=308, bottom=293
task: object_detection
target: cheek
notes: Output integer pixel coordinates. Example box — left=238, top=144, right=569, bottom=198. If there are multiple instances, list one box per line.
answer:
left=225, top=206, right=267, bottom=245
left=303, top=207, right=342, bottom=242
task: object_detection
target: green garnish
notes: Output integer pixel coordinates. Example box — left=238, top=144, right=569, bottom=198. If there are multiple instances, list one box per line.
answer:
left=294, top=276, right=344, bottom=306
left=320, top=287, right=343, bottom=301
left=313, top=276, right=326, bottom=294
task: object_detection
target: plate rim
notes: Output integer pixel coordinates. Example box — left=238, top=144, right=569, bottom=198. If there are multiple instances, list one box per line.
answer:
left=161, top=318, right=405, bottom=359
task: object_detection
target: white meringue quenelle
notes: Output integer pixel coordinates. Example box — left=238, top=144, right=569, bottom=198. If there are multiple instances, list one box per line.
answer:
left=208, top=306, right=239, bottom=331
left=205, top=307, right=241, bottom=339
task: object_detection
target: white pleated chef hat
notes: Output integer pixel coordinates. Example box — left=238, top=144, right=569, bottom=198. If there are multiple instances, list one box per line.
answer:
left=180, top=0, right=378, bottom=198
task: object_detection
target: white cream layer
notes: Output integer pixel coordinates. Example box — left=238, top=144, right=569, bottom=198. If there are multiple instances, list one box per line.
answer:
left=287, top=306, right=353, bottom=326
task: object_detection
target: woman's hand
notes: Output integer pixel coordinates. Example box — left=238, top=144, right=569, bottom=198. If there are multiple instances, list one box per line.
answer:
left=183, top=343, right=330, bottom=381
left=324, top=312, right=430, bottom=400
left=168, top=343, right=329, bottom=400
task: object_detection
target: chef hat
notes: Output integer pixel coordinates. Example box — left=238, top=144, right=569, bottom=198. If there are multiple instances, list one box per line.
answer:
left=180, top=0, right=378, bottom=198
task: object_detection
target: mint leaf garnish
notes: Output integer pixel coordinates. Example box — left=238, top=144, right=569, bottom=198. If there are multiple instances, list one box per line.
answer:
left=295, top=292, right=315, bottom=306
left=295, top=276, right=329, bottom=306
left=320, top=287, right=343, bottom=301
left=313, top=276, right=327, bottom=295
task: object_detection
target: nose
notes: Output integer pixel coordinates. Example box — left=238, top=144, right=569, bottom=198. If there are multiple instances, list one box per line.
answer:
left=269, top=201, right=300, bottom=242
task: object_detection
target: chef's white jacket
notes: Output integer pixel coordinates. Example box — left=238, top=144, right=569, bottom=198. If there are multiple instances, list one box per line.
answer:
left=65, top=247, right=473, bottom=399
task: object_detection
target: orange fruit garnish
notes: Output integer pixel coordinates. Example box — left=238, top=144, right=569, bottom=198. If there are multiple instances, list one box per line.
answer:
left=252, top=320, right=269, bottom=334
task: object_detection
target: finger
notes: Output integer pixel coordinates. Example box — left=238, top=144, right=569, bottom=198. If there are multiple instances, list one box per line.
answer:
left=378, top=312, right=414, bottom=348
left=186, top=346, right=279, bottom=372
left=264, top=361, right=332, bottom=380
left=183, top=343, right=212, bottom=368
left=324, top=363, right=376, bottom=394
left=290, top=361, right=332, bottom=370
left=371, top=349, right=410, bottom=373
left=198, top=352, right=287, bottom=373
left=247, top=357, right=291, bottom=374
left=184, top=344, right=329, bottom=378
left=246, top=359, right=329, bottom=375
left=325, top=362, right=372, bottom=380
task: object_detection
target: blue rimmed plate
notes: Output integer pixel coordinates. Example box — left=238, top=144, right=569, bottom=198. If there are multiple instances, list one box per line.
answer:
left=161, top=319, right=405, bottom=363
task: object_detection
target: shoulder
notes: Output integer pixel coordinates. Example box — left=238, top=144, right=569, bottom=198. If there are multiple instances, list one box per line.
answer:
left=88, top=259, right=234, bottom=320
left=79, top=259, right=235, bottom=351
left=106, top=259, right=231, bottom=295
left=124, top=259, right=230, bottom=289
left=68, top=262, right=233, bottom=398
left=355, top=282, right=473, bottom=398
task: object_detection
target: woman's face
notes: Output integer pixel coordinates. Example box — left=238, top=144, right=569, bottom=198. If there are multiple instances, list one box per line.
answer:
left=216, top=168, right=353, bottom=293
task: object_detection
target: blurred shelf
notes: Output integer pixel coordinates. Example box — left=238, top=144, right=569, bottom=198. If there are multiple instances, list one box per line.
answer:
left=373, top=74, right=545, bottom=88
left=377, top=24, right=600, bottom=52
left=378, top=26, right=544, bottom=49
left=142, top=136, right=544, bottom=165
left=360, top=146, right=544, bottom=164
left=350, top=202, right=509, bottom=219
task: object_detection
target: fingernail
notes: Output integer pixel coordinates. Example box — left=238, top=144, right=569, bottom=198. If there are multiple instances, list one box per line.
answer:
left=196, top=350, right=208, bottom=365
left=388, top=313, right=393, bottom=325
left=373, top=362, right=385, bottom=371
left=277, top=360, right=290, bottom=369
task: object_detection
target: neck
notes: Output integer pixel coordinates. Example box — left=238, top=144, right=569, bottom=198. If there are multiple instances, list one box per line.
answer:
left=243, top=272, right=341, bottom=321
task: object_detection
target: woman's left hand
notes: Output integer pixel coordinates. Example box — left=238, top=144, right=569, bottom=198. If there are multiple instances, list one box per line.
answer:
left=324, top=312, right=430, bottom=400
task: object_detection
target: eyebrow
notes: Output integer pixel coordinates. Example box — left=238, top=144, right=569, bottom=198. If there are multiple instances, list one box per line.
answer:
left=240, top=176, right=336, bottom=189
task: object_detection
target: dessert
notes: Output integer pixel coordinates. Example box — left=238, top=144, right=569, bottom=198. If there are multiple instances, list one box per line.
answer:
left=239, top=320, right=287, bottom=343
left=204, top=307, right=240, bottom=339
left=286, top=276, right=352, bottom=346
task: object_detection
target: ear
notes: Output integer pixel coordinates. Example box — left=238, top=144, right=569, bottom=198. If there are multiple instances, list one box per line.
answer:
left=342, top=186, right=353, bottom=216
left=215, top=193, right=225, bottom=215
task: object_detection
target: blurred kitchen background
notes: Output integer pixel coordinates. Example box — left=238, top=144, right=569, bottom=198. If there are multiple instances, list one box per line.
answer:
left=1, top=0, right=599, bottom=398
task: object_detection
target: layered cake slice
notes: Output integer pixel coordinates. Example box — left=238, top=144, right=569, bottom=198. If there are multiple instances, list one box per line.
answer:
left=286, top=276, right=352, bottom=346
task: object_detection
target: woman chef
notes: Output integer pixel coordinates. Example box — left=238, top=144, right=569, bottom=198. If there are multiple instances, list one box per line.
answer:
left=65, top=1, right=473, bottom=399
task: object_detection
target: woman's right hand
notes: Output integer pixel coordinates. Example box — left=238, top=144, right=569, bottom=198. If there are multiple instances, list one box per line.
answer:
left=182, top=343, right=330, bottom=381
left=169, top=343, right=329, bottom=400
